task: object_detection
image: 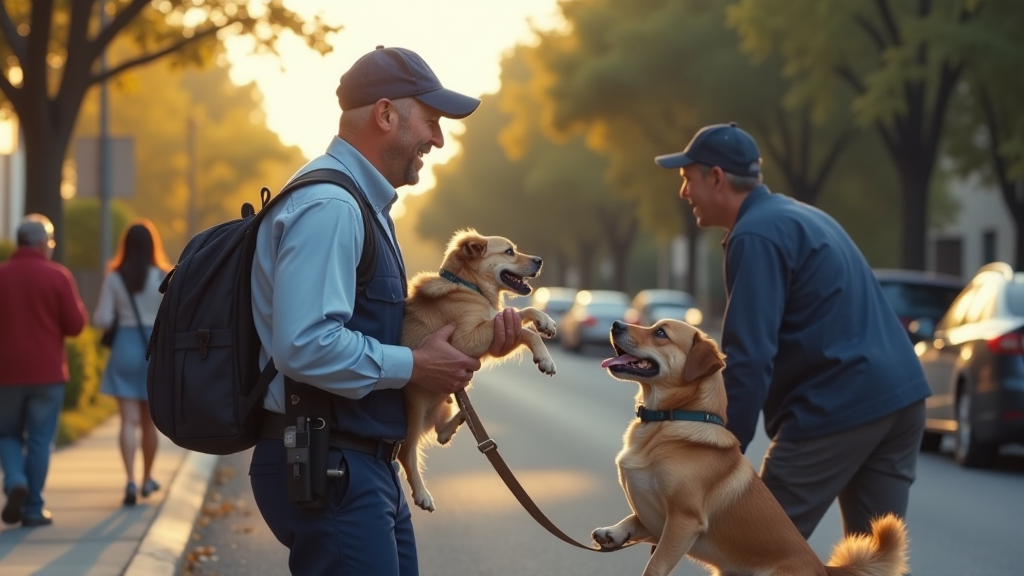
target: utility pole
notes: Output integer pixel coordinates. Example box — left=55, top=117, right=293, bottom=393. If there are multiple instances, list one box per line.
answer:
left=98, top=0, right=113, bottom=267
left=187, top=112, right=198, bottom=237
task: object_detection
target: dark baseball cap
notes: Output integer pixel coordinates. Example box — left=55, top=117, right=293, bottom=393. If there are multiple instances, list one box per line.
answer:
left=336, top=45, right=480, bottom=119
left=654, top=122, right=762, bottom=178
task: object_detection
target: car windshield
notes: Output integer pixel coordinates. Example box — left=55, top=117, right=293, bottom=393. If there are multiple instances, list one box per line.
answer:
left=648, top=304, right=688, bottom=321
left=543, top=299, right=574, bottom=313
left=1007, top=282, right=1024, bottom=316
left=879, top=282, right=962, bottom=321
left=645, top=292, right=695, bottom=307
left=586, top=303, right=629, bottom=317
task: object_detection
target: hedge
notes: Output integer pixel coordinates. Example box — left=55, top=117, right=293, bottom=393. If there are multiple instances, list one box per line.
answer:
left=57, top=327, right=118, bottom=446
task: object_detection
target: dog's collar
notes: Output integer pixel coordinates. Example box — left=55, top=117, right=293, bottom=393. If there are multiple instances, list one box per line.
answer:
left=636, top=405, right=726, bottom=427
left=440, top=269, right=482, bottom=294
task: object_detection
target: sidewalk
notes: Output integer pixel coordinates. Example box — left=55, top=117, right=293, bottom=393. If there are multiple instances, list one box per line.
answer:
left=0, top=416, right=218, bottom=576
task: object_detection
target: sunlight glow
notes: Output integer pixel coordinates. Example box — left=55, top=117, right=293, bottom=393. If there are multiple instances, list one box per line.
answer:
left=223, top=0, right=563, bottom=213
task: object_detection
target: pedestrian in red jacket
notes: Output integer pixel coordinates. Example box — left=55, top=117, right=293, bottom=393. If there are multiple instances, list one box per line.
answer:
left=0, top=214, right=88, bottom=528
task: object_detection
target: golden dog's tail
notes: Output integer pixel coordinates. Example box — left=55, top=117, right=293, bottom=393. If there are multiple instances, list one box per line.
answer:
left=824, top=513, right=909, bottom=576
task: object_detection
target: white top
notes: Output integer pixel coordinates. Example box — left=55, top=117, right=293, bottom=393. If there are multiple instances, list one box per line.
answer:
left=92, top=266, right=165, bottom=329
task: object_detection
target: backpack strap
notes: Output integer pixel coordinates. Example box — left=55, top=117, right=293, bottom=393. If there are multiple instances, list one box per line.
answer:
left=248, top=168, right=390, bottom=413
left=257, top=168, right=379, bottom=292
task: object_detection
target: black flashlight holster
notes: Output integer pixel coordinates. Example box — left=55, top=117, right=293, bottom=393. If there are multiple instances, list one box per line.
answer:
left=283, top=378, right=331, bottom=509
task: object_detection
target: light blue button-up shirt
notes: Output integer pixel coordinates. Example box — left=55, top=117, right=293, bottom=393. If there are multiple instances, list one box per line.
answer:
left=251, top=137, right=414, bottom=413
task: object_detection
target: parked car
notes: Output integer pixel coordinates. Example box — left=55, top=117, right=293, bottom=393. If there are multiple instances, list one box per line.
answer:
left=874, top=268, right=964, bottom=341
left=558, top=289, right=630, bottom=352
left=625, top=289, right=704, bottom=327
left=529, top=286, right=578, bottom=342
left=910, top=262, right=1024, bottom=468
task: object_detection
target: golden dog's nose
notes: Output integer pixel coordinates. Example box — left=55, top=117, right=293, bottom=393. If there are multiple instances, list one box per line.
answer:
left=611, top=321, right=628, bottom=334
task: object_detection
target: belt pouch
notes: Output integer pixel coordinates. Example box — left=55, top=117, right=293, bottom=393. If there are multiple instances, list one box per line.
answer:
left=283, top=378, right=331, bottom=509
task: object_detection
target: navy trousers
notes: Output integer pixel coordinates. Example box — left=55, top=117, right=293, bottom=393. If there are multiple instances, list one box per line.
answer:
left=250, top=438, right=418, bottom=576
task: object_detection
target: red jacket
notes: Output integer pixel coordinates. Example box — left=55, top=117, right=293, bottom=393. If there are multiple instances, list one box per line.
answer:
left=0, top=248, right=88, bottom=385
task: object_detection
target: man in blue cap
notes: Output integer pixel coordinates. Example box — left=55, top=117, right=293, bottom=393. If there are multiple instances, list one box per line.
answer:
left=249, top=46, right=523, bottom=575
left=655, top=123, right=930, bottom=539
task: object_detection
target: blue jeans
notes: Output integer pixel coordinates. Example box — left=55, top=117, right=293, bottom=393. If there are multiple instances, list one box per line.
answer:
left=250, top=438, right=419, bottom=576
left=0, top=383, right=64, bottom=518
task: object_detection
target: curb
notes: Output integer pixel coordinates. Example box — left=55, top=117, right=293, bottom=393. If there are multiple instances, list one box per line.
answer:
left=123, top=450, right=219, bottom=576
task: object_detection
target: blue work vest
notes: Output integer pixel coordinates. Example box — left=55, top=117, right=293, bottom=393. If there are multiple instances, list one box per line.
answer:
left=329, top=198, right=408, bottom=441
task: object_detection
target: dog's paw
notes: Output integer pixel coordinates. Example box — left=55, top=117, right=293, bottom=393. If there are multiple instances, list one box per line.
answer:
left=413, top=490, right=436, bottom=513
left=535, top=356, right=556, bottom=376
left=534, top=316, right=557, bottom=339
left=437, top=413, right=466, bottom=445
left=592, top=527, right=629, bottom=550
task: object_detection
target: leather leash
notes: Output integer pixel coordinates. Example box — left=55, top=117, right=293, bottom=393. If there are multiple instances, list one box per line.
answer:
left=454, top=389, right=635, bottom=552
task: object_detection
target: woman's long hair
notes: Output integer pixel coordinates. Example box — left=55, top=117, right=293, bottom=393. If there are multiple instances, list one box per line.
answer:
left=108, top=220, right=172, bottom=294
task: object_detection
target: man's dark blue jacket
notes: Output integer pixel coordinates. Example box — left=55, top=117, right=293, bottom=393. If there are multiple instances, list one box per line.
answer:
left=721, top=185, right=931, bottom=452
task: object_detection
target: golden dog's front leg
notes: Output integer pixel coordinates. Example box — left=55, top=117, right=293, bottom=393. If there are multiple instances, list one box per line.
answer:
left=592, top=514, right=654, bottom=550
left=519, top=328, right=557, bottom=375
left=642, top=513, right=702, bottom=576
left=517, top=307, right=556, bottom=339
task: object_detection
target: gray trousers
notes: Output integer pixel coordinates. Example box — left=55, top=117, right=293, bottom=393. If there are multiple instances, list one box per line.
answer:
left=759, top=400, right=925, bottom=538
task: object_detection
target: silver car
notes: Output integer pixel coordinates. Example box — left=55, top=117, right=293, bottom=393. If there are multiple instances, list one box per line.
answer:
left=559, top=290, right=631, bottom=352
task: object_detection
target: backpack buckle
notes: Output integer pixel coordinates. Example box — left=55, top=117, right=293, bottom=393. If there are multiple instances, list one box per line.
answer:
left=197, top=330, right=211, bottom=358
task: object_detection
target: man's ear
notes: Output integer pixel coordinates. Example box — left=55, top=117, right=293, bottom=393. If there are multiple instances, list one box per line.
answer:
left=373, top=98, right=396, bottom=132
left=682, top=332, right=726, bottom=383
left=459, top=236, right=487, bottom=259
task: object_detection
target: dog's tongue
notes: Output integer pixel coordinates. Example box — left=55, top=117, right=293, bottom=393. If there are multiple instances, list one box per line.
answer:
left=601, top=354, right=640, bottom=368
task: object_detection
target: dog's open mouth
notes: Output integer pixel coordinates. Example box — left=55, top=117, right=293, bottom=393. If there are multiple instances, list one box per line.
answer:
left=602, top=344, right=659, bottom=377
left=500, top=271, right=532, bottom=295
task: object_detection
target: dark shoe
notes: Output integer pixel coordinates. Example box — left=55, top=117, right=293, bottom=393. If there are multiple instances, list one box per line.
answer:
left=141, top=478, right=161, bottom=498
left=2, top=485, right=28, bottom=525
left=123, top=482, right=138, bottom=506
left=22, top=509, right=53, bottom=528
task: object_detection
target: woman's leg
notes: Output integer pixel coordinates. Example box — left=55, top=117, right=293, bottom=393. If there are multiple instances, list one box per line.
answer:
left=118, top=399, right=142, bottom=484
left=139, top=402, right=158, bottom=484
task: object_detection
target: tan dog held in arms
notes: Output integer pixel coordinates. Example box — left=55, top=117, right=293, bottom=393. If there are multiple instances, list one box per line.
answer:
left=596, top=319, right=909, bottom=576
left=399, top=229, right=557, bottom=512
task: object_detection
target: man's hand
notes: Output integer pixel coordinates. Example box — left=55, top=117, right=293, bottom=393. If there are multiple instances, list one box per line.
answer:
left=487, top=308, right=522, bottom=358
left=410, top=323, right=481, bottom=395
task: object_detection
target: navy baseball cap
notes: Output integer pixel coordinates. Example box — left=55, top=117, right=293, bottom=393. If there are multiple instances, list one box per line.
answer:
left=654, top=122, right=762, bottom=178
left=336, top=46, right=480, bottom=119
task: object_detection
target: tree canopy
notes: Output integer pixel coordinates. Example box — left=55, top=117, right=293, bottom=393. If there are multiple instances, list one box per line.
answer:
left=0, top=0, right=338, bottom=259
left=728, top=0, right=1021, bottom=269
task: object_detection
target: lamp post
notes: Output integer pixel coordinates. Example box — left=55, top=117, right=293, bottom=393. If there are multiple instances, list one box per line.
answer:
left=0, top=113, right=18, bottom=241
left=99, top=0, right=113, bottom=268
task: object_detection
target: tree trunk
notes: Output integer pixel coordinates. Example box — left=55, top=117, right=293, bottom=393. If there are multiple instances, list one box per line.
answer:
left=608, top=222, right=637, bottom=294
left=678, top=202, right=700, bottom=295
left=576, top=237, right=598, bottom=289
left=894, top=158, right=931, bottom=271
left=22, top=127, right=71, bottom=263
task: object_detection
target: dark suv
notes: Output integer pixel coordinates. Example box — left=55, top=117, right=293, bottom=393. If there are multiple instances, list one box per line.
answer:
left=874, top=268, right=964, bottom=341
left=911, top=262, right=1024, bottom=468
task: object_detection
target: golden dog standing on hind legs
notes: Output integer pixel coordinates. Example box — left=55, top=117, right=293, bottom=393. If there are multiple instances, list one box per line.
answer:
left=399, top=229, right=557, bottom=512
left=596, top=319, right=909, bottom=576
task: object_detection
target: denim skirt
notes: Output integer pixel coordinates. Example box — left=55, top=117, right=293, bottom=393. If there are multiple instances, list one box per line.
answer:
left=100, top=325, right=153, bottom=401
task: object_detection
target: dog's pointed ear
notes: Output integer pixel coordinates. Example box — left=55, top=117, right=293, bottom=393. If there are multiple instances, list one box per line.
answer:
left=682, top=332, right=726, bottom=383
left=459, top=235, right=487, bottom=259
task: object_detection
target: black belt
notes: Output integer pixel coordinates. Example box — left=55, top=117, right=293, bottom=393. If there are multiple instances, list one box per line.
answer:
left=261, top=411, right=403, bottom=462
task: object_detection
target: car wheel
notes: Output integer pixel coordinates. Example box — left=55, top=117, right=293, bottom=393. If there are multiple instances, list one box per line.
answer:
left=954, top=387, right=998, bottom=468
left=920, top=431, right=942, bottom=452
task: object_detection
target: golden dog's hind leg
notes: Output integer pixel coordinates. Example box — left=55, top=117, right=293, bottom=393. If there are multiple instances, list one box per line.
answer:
left=398, top=405, right=435, bottom=512
left=642, top=515, right=702, bottom=576
left=435, top=404, right=465, bottom=445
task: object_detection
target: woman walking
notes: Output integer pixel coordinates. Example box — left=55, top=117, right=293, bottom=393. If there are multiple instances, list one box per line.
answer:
left=93, top=220, right=171, bottom=505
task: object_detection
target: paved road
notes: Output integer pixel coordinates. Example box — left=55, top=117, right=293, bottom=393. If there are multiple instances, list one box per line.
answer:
left=183, top=344, right=1024, bottom=575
